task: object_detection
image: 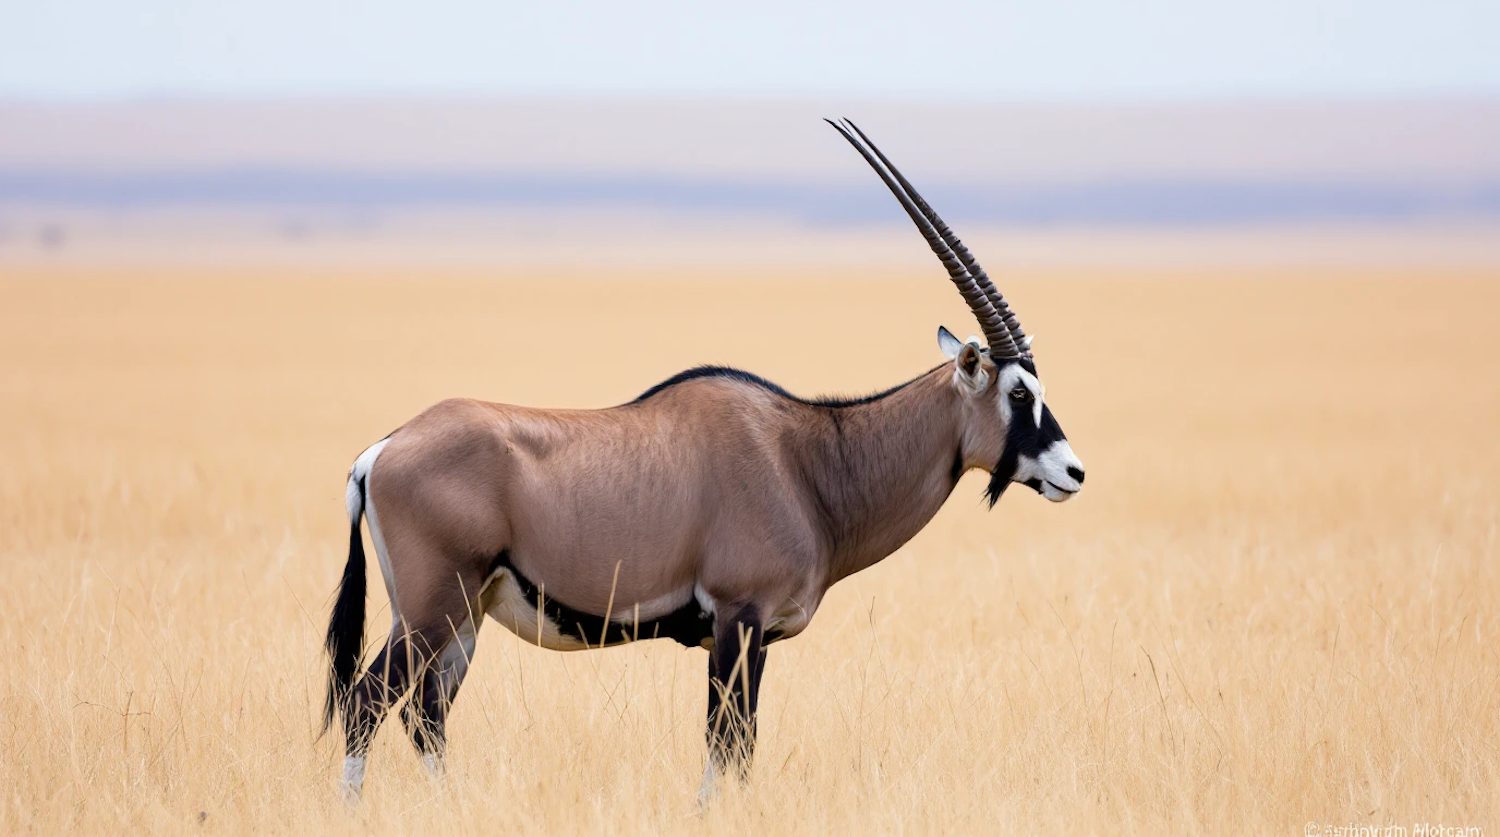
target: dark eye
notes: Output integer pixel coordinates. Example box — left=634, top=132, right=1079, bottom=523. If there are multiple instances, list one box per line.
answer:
left=1009, top=387, right=1031, bottom=402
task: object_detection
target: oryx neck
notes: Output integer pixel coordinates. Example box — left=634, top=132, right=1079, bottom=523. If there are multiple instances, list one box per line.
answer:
left=801, top=366, right=963, bottom=584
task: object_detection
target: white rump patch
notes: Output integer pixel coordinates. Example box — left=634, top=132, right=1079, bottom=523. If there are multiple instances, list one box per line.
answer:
left=345, top=478, right=362, bottom=523
left=346, top=438, right=389, bottom=522
left=346, top=438, right=398, bottom=611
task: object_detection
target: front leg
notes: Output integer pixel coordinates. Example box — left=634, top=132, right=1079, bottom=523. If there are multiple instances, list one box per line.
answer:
left=699, top=603, right=766, bottom=805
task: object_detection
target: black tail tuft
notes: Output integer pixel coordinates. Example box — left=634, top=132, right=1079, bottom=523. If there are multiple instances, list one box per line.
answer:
left=322, top=478, right=368, bottom=736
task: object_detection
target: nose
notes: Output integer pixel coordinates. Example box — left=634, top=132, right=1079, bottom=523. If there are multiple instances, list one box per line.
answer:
left=1066, top=465, right=1085, bottom=485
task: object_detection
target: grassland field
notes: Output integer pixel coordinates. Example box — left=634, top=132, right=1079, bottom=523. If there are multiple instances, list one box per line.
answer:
left=1, top=265, right=1497, bottom=835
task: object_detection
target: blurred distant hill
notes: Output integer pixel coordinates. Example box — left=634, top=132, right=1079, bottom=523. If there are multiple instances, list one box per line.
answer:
left=3, top=97, right=1498, bottom=226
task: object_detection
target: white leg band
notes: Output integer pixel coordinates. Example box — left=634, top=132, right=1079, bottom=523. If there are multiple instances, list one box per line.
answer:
left=340, top=756, right=367, bottom=804
left=696, top=759, right=721, bottom=810
left=421, top=752, right=444, bottom=780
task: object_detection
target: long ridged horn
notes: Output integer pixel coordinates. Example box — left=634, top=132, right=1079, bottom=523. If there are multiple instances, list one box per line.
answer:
left=840, top=119, right=1030, bottom=357
left=825, top=118, right=1020, bottom=358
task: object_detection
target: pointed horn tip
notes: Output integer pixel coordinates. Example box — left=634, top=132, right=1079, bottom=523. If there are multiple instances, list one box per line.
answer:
left=824, top=116, right=1017, bottom=354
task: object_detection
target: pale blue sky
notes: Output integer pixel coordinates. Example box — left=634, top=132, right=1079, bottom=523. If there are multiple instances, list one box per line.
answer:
left=2, top=0, right=1498, bottom=100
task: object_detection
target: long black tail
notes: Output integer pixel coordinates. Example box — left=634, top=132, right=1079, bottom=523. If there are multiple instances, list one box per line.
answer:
left=322, top=476, right=368, bottom=736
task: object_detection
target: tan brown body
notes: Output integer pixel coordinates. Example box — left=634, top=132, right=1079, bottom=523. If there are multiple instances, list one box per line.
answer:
left=321, top=119, right=1085, bottom=807
left=371, top=366, right=980, bottom=652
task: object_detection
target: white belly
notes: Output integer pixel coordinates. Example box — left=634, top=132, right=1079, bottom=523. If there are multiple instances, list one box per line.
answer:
left=483, top=570, right=590, bottom=651
left=481, top=569, right=700, bottom=651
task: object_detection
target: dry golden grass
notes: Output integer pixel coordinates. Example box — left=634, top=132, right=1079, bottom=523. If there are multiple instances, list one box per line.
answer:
left=1, top=264, right=1497, bottom=835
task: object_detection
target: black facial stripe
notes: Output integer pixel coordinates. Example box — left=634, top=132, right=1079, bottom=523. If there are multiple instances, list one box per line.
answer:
left=984, top=366, right=1070, bottom=508
left=1037, top=403, right=1067, bottom=446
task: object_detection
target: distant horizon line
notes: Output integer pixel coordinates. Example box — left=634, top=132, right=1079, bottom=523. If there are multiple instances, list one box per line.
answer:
left=3, top=168, right=1497, bottom=227
left=6, top=98, right=1496, bottom=205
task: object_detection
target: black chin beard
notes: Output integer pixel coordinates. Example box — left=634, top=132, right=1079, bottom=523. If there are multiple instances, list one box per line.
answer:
left=985, top=449, right=1019, bottom=509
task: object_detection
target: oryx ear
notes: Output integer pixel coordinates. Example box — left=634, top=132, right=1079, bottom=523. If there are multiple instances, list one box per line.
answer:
left=937, top=326, right=965, bottom=359
left=956, top=342, right=983, bottom=380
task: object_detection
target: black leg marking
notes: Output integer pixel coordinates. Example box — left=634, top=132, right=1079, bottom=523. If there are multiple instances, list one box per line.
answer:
left=343, top=627, right=442, bottom=761
left=401, top=657, right=464, bottom=761
left=706, top=604, right=766, bottom=782
left=399, top=615, right=478, bottom=764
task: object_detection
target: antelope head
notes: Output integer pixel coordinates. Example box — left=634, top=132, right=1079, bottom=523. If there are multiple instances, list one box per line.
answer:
left=828, top=119, right=1085, bottom=505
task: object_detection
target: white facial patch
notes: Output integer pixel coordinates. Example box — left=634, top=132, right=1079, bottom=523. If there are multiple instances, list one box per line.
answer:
left=1014, top=440, right=1084, bottom=502
left=995, top=364, right=1044, bottom=428
left=992, top=364, right=1084, bottom=502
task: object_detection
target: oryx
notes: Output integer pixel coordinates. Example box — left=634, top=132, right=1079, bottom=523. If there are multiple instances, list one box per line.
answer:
left=322, top=119, right=1085, bottom=804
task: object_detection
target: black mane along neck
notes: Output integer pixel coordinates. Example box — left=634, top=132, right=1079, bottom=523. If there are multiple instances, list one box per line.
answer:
left=632, top=364, right=938, bottom=409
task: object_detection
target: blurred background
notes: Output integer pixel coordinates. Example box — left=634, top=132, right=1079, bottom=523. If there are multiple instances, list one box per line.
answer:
left=5, top=5, right=1500, bottom=832
left=3, top=0, right=1498, bottom=271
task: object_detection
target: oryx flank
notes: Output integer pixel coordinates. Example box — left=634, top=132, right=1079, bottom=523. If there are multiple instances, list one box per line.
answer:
left=323, top=119, right=1085, bottom=804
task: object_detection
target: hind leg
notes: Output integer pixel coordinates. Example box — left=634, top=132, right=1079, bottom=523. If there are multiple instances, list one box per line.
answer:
left=340, top=625, right=436, bottom=802
left=339, top=569, right=488, bottom=802
left=401, top=614, right=479, bottom=778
